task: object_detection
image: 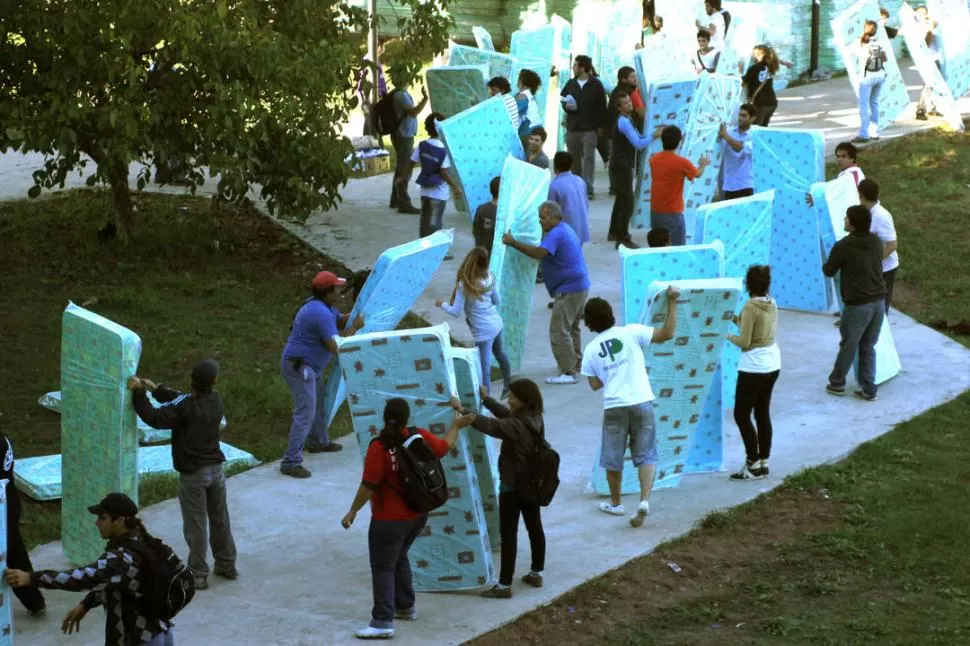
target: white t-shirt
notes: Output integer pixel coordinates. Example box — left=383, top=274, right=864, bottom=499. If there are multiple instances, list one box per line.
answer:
left=410, top=138, right=452, bottom=201
left=869, top=201, right=899, bottom=272
left=739, top=346, right=782, bottom=373
left=581, top=324, right=656, bottom=409
left=695, top=47, right=721, bottom=73
left=707, top=12, right=726, bottom=50
left=837, top=165, right=865, bottom=187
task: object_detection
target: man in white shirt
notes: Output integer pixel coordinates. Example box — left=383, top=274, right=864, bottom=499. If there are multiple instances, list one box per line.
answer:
left=580, top=289, right=679, bottom=527
left=696, top=0, right=727, bottom=50
left=858, top=178, right=899, bottom=313
left=718, top=103, right=755, bottom=199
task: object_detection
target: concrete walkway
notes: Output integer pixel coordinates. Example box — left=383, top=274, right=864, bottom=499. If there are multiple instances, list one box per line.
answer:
left=10, top=64, right=970, bottom=645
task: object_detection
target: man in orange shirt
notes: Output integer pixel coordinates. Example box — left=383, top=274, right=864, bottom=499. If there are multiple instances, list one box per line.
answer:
left=649, top=126, right=710, bottom=246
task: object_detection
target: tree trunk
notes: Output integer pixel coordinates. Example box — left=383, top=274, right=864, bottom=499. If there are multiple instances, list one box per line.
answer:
left=105, top=159, right=135, bottom=243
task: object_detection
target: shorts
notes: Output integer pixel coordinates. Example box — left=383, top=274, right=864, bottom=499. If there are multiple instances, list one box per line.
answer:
left=599, top=401, right=658, bottom=471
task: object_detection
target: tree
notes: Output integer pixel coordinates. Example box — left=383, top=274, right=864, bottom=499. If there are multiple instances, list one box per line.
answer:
left=0, top=0, right=453, bottom=240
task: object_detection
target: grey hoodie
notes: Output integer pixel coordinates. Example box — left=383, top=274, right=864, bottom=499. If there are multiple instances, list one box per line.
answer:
left=823, top=231, right=887, bottom=306
left=440, top=274, right=504, bottom=342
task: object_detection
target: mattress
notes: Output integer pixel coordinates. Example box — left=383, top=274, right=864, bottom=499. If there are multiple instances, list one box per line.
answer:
left=631, top=75, right=698, bottom=231
left=619, top=242, right=726, bottom=326
left=591, top=0, right=644, bottom=93
left=0, top=481, right=11, bottom=642
left=753, top=127, right=829, bottom=312
left=448, top=44, right=518, bottom=86
left=472, top=26, right=496, bottom=51
left=927, top=0, right=970, bottom=100
left=812, top=178, right=902, bottom=385
left=510, top=21, right=565, bottom=156
left=901, top=3, right=965, bottom=129
left=321, top=229, right=455, bottom=430
left=14, top=443, right=260, bottom=502
left=450, top=347, right=501, bottom=547
left=38, top=390, right=228, bottom=445
left=489, top=156, right=550, bottom=372
left=60, top=302, right=141, bottom=565
left=425, top=66, right=489, bottom=120
left=335, top=325, right=495, bottom=591
left=438, top=97, right=525, bottom=221
left=830, top=0, right=909, bottom=129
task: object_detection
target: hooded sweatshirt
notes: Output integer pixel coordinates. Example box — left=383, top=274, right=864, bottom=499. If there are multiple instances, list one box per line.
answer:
left=462, top=396, right=543, bottom=498
left=728, top=296, right=781, bottom=373
left=440, top=273, right=504, bottom=342
left=822, top=231, right=886, bottom=306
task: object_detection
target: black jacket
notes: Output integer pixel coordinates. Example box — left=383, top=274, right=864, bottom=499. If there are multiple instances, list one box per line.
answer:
left=463, top=397, right=544, bottom=495
left=0, top=432, right=23, bottom=523
left=133, top=386, right=226, bottom=473
left=605, top=82, right=636, bottom=136
left=561, top=76, right=608, bottom=132
left=823, top=231, right=887, bottom=305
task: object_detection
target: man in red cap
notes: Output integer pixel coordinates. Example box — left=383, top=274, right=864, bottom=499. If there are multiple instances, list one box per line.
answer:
left=280, top=270, right=364, bottom=478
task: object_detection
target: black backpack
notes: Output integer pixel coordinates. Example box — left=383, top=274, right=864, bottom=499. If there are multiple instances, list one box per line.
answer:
left=124, top=537, right=195, bottom=621
left=864, top=41, right=885, bottom=73
left=527, top=423, right=560, bottom=507
left=722, top=10, right=732, bottom=36
left=378, top=428, right=449, bottom=513
left=373, top=89, right=402, bottom=137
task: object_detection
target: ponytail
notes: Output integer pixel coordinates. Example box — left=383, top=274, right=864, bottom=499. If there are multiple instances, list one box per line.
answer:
left=379, top=398, right=411, bottom=448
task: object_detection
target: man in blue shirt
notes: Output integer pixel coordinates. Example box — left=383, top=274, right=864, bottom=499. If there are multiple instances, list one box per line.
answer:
left=388, top=68, right=429, bottom=215
left=548, top=151, right=590, bottom=246
left=718, top=103, right=755, bottom=200
left=503, top=201, right=591, bottom=384
left=280, top=271, right=364, bottom=478
left=609, top=91, right=655, bottom=249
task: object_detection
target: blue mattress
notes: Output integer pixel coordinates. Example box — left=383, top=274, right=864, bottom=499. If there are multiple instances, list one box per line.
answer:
left=60, top=302, right=141, bottom=565
left=448, top=44, right=517, bottom=85
left=321, top=229, right=454, bottom=430
left=426, top=65, right=489, bottom=119
left=510, top=21, right=566, bottom=156
left=927, top=0, right=970, bottom=100
left=438, top=97, right=525, bottom=221
left=900, top=3, right=965, bottom=129
left=335, top=324, right=495, bottom=591
left=591, top=0, right=644, bottom=93
left=753, top=127, right=829, bottom=312
left=489, top=156, right=550, bottom=372
left=472, top=26, right=496, bottom=51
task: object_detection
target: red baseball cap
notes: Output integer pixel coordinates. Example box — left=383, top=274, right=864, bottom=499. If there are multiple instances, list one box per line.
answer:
left=312, top=271, right=347, bottom=289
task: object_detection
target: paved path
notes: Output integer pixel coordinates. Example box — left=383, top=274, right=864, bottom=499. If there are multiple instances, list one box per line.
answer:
left=10, top=64, right=970, bottom=645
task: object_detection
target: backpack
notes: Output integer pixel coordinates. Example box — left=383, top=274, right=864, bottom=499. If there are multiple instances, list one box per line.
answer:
left=864, top=41, right=884, bottom=73
left=373, top=89, right=402, bottom=136
left=378, top=428, right=449, bottom=513
left=527, top=424, right=561, bottom=507
left=124, top=537, right=195, bottom=621
left=721, top=10, right=732, bottom=36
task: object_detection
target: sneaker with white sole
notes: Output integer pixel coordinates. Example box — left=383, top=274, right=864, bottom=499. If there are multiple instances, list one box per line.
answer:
left=545, top=374, right=578, bottom=385
left=598, top=502, right=625, bottom=516
left=730, top=462, right=764, bottom=480
left=629, top=500, right=650, bottom=528
left=394, top=608, right=417, bottom=621
left=355, top=626, right=395, bottom=640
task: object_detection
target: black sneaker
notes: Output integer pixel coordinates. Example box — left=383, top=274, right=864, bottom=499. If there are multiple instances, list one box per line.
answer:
left=397, top=205, right=420, bottom=215
left=825, top=384, right=846, bottom=396
left=307, top=442, right=343, bottom=454
left=27, top=605, right=47, bottom=618
left=194, top=575, right=209, bottom=590
left=729, top=462, right=764, bottom=480
left=521, top=572, right=544, bottom=588
left=853, top=390, right=878, bottom=402
left=213, top=564, right=239, bottom=580
left=480, top=584, right=512, bottom=599
left=280, top=465, right=312, bottom=478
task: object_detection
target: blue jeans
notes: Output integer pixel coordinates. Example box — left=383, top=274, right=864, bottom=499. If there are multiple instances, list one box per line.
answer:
left=145, top=629, right=175, bottom=646
left=650, top=212, right=686, bottom=246
left=280, top=357, right=333, bottom=467
left=419, top=197, right=446, bottom=238
left=600, top=401, right=658, bottom=471
left=368, top=516, right=427, bottom=629
left=829, top=300, right=885, bottom=397
left=858, top=72, right=885, bottom=138
left=476, top=331, right=513, bottom=395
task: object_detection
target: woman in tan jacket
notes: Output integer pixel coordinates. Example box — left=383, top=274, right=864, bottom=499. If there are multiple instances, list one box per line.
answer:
left=727, top=265, right=781, bottom=480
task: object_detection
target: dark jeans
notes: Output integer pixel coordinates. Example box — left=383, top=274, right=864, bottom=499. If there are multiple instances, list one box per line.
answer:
left=723, top=188, right=754, bottom=200
left=498, top=491, right=545, bottom=586
left=8, top=493, right=45, bottom=613
left=419, top=197, right=446, bottom=238
left=389, top=135, right=415, bottom=208
left=829, top=300, right=885, bottom=397
left=755, top=105, right=776, bottom=127
left=733, top=370, right=780, bottom=463
left=883, top=268, right=897, bottom=314
left=368, top=516, right=427, bottom=629
left=178, top=464, right=237, bottom=577
left=565, top=130, right=598, bottom=196
left=608, top=164, right=635, bottom=241
left=651, top=212, right=686, bottom=246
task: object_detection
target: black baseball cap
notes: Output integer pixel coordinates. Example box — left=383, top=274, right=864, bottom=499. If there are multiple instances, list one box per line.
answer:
left=88, top=493, right=138, bottom=518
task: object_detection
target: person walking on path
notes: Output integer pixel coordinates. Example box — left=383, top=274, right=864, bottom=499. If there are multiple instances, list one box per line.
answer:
left=127, top=359, right=237, bottom=590
left=436, top=247, right=513, bottom=397
left=5, top=493, right=176, bottom=646
left=548, top=151, right=590, bottom=246
left=742, top=45, right=793, bottom=127
left=473, top=177, right=500, bottom=254
left=857, top=179, right=899, bottom=314
left=449, top=379, right=547, bottom=599
left=649, top=126, right=710, bottom=246
left=914, top=5, right=943, bottom=121
left=503, top=201, right=590, bottom=385
left=605, top=66, right=646, bottom=196
left=561, top=55, right=608, bottom=199
left=823, top=205, right=887, bottom=401
left=406, top=112, right=462, bottom=247
left=718, top=103, right=755, bottom=200
left=727, top=265, right=781, bottom=480
left=280, top=271, right=365, bottom=478
left=341, top=399, right=473, bottom=640
left=580, top=292, right=678, bottom=527
left=387, top=70, right=428, bottom=214
left=853, top=20, right=888, bottom=143
left=609, top=92, right=652, bottom=248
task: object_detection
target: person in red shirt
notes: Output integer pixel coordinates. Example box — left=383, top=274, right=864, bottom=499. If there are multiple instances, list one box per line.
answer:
left=649, top=125, right=710, bottom=245
left=341, top=398, right=474, bottom=640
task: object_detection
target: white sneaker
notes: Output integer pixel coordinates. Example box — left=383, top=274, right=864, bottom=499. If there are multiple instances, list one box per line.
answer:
left=599, top=502, right=625, bottom=516
left=630, top=500, right=650, bottom=528
left=355, top=626, right=395, bottom=640
left=546, top=374, right=578, bottom=385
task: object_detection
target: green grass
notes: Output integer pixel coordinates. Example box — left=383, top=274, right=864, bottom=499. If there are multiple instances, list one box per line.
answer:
left=0, top=189, right=426, bottom=549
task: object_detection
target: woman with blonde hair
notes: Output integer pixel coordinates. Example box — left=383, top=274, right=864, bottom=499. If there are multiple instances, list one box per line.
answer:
left=436, top=247, right=513, bottom=397
left=742, top=44, right=793, bottom=127
left=854, top=19, right=887, bottom=143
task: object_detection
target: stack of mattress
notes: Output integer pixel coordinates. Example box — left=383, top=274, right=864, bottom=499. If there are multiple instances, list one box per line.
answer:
left=426, top=65, right=489, bottom=119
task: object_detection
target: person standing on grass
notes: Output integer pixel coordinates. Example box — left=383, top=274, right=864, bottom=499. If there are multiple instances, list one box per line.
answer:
left=406, top=112, right=462, bottom=250
left=449, top=380, right=547, bottom=599
left=127, top=359, right=237, bottom=591
left=581, top=292, right=678, bottom=527
left=609, top=92, right=652, bottom=249
left=854, top=20, right=888, bottom=144
left=341, top=399, right=473, bottom=640
left=5, top=493, right=175, bottom=646
left=387, top=69, right=428, bottom=215
left=525, top=126, right=550, bottom=170
left=649, top=126, right=710, bottom=246
left=857, top=179, right=899, bottom=314
left=727, top=265, right=781, bottom=480
left=503, top=201, right=590, bottom=385
left=742, top=45, right=793, bottom=127
left=548, top=151, right=591, bottom=246
left=280, top=271, right=365, bottom=479
left=473, top=177, right=500, bottom=254
left=436, top=247, right=513, bottom=398
left=718, top=103, right=756, bottom=200
left=561, top=55, right=608, bottom=199
left=823, top=205, right=887, bottom=401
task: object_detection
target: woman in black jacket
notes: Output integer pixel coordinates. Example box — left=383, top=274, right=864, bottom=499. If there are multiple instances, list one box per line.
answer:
left=449, top=379, right=546, bottom=599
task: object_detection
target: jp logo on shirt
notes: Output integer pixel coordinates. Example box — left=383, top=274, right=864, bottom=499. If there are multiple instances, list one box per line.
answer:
left=597, top=338, right=624, bottom=362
